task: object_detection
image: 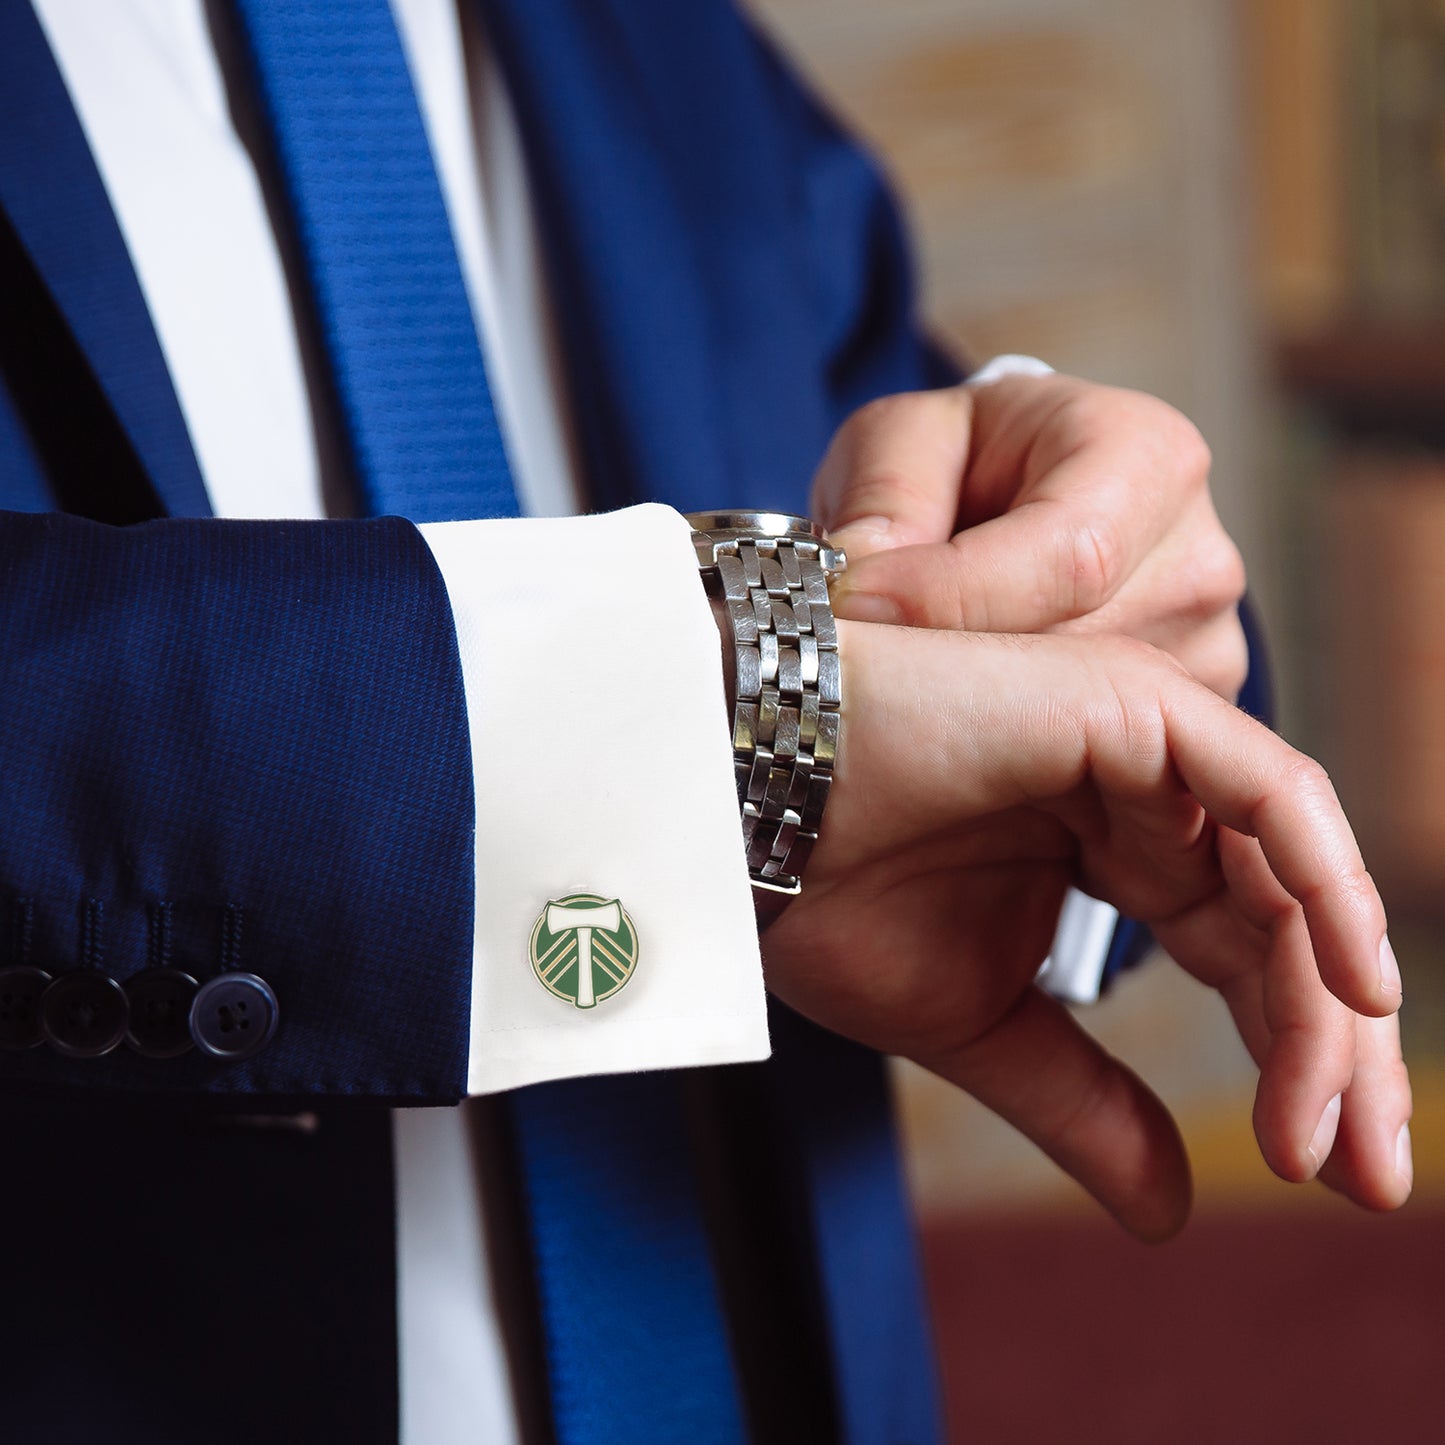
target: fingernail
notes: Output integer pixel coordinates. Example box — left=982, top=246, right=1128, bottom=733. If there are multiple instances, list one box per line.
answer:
left=1396, top=1123, right=1413, bottom=1190
left=834, top=589, right=903, bottom=625
left=1380, top=935, right=1403, bottom=997
left=1306, top=1092, right=1342, bottom=1175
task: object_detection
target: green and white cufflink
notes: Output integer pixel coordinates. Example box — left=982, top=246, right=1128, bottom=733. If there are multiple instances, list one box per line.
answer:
left=529, top=894, right=638, bottom=1008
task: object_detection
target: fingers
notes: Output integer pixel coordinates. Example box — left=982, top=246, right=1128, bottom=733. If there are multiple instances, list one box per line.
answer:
left=834, top=483, right=1156, bottom=633
left=1318, top=1009, right=1413, bottom=1211
left=822, top=377, right=1219, bottom=638
left=834, top=527, right=1247, bottom=700
left=1251, top=904, right=1359, bottom=1183
left=924, top=986, right=1192, bottom=1242
left=810, top=620, right=1408, bottom=1226
left=1220, top=943, right=1412, bottom=1210
left=1213, top=828, right=1359, bottom=1184
left=1054, top=646, right=1405, bottom=1201
left=1048, top=509, right=1248, bottom=698
left=1143, top=806, right=1410, bottom=1209
left=1158, top=607, right=1249, bottom=703
left=811, top=387, right=976, bottom=561
left=1129, top=824, right=1355, bottom=1185
left=1156, top=677, right=1399, bottom=1021
left=839, top=625, right=1392, bottom=1028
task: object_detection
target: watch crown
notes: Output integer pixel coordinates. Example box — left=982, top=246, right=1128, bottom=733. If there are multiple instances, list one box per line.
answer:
left=691, top=530, right=724, bottom=567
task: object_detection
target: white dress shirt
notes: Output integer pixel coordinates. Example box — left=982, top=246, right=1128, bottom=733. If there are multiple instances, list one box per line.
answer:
left=30, top=2, right=1111, bottom=1437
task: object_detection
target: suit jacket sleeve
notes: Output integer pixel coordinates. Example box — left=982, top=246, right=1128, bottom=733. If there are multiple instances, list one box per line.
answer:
left=0, top=508, right=476, bottom=1102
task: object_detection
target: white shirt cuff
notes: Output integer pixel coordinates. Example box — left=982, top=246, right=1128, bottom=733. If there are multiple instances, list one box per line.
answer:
left=966, top=353, right=1056, bottom=387
left=1036, top=892, right=1118, bottom=1004
left=419, top=504, right=769, bottom=1094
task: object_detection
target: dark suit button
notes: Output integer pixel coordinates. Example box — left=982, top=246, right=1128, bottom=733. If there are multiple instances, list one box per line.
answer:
left=124, top=968, right=198, bottom=1058
left=190, top=973, right=278, bottom=1061
left=0, top=966, right=53, bottom=1050
left=40, top=972, right=129, bottom=1058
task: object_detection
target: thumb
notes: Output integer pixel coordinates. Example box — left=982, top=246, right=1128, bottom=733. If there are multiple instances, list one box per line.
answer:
left=924, top=986, right=1194, bottom=1243
left=810, top=382, right=1109, bottom=632
left=833, top=490, right=1124, bottom=633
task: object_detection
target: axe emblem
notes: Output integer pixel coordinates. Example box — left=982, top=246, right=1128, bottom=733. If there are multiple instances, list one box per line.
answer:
left=529, top=894, right=639, bottom=1008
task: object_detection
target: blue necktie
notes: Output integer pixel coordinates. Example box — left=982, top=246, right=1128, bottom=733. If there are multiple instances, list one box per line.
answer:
left=228, top=3, right=748, bottom=1440
left=230, top=0, right=513, bottom=522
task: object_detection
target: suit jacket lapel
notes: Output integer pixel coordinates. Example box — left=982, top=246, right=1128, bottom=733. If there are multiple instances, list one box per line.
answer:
left=483, top=0, right=832, bottom=519
left=0, top=3, right=211, bottom=520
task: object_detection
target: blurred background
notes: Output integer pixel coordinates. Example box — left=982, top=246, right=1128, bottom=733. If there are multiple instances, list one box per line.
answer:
left=748, top=0, right=1444, bottom=1439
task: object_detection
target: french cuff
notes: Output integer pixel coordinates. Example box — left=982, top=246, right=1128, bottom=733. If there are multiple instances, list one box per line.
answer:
left=966, top=353, right=1056, bottom=387
left=1035, top=893, right=1117, bottom=1005
left=419, top=504, right=768, bottom=1095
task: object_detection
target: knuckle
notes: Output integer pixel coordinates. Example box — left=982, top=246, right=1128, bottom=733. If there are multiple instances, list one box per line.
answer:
left=1091, top=631, right=1167, bottom=680
left=1111, top=632, right=1167, bottom=669
left=1282, top=753, right=1334, bottom=802
left=1182, top=614, right=1250, bottom=699
left=1212, top=630, right=1251, bottom=701
left=939, top=566, right=984, bottom=632
left=1161, top=408, right=1213, bottom=484
left=1050, top=390, right=1106, bottom=452
left=828, top=396, right=899, bottom=470
left=1160, top=535, right=1248, bottom=629
left=1104, top=390, right=1214, bottom=492
left=845, top=393, right=903, bottom=438
left=1196, top=533, right=1248, bottom=610
left=1336, top=864, right=1380, bottom=914
left=1063, top=517, right=1125, bottom=618
left=1085, top=635, right=1179, bottom=723
left=845, top=388, right=939, bottom=440
left=831, top=390, right=967, bottom=521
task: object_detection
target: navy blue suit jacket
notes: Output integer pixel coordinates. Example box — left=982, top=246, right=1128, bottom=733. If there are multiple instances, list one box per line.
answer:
left=0, top=2, right=952, bottom=1441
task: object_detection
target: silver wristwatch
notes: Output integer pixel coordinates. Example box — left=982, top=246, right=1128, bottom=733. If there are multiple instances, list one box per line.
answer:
left=687, top=511, right=846, bottom=894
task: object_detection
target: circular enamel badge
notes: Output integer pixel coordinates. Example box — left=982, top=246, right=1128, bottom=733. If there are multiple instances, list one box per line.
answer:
left=529, top=894, right=638, bottom=1009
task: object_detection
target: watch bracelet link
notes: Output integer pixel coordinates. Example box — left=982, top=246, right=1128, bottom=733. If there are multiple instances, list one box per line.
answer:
left=688, top=515, right=844, bottom=894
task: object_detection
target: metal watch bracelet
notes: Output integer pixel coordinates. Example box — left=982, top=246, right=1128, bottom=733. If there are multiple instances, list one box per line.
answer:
left=687, top=511, right=845, bottom=894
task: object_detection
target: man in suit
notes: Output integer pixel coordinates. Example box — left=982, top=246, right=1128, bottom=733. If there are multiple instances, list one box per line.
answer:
left=0, top=1, right=1410, bottom=1442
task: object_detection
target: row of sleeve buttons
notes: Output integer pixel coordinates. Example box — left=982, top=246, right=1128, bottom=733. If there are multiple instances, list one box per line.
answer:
left=0, top=965, right=278, bottom=1060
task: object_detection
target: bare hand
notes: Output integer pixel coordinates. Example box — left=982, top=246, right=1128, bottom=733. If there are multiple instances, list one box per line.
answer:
left=762, top=622, right=1411, bottom=1239
left=812, top=375, right=1249, bottom=698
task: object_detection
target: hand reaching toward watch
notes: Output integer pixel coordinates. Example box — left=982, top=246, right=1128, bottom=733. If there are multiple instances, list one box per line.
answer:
left=716, top=370, right=1407, bottom=1235
left=759, top=622, right=1411, bottom=1239
left=812, top=371, right=1249, bottom=700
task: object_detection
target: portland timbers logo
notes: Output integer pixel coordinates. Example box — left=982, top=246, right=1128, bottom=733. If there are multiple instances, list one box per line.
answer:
left=529, top=894, right=638, bottom=1008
